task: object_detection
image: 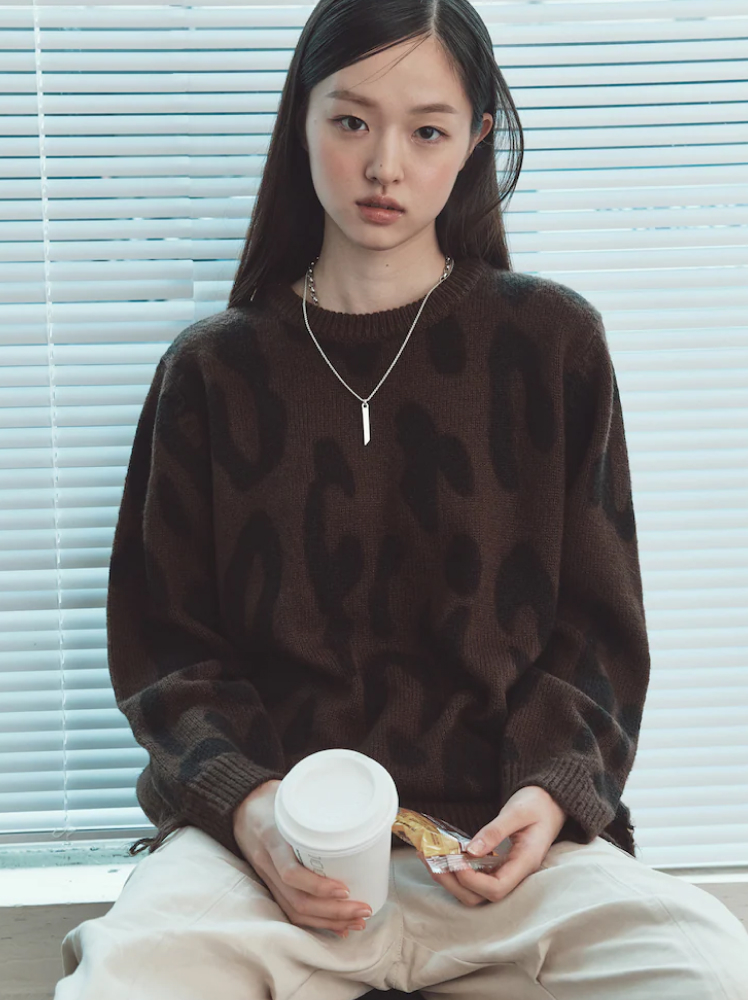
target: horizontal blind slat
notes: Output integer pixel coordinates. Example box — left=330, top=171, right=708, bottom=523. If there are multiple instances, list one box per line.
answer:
left=1, top=0, right=745, bottom=870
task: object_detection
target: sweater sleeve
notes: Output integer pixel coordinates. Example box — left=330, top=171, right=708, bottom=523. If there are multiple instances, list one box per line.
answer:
left=107, top=352, right=287, bottom=857
left=499, top=323, right=650, bottom=847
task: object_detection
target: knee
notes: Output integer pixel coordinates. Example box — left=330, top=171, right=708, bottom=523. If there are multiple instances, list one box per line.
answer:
left=663, top=880, right=748, bottom=999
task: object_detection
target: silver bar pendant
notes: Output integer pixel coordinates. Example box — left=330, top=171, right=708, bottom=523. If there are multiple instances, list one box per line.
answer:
left=362, top=400, right=371, bottom=446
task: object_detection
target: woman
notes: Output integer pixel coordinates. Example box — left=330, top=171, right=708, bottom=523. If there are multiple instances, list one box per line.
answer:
left=54, top=0, right=748, bottom=997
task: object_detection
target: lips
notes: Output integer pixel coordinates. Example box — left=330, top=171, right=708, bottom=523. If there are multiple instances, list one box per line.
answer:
left=357, top=199, right=404, bottom=212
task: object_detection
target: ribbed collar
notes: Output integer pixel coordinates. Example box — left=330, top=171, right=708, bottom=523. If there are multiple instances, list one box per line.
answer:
left=262, top=256, right=490, bottom=344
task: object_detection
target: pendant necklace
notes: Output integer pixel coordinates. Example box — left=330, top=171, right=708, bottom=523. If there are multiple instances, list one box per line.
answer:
left=301, top=254, right=453, bottom=446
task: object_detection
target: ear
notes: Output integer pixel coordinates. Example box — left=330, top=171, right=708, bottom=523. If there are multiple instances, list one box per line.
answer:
left=463, top=113, right=493, bottom=165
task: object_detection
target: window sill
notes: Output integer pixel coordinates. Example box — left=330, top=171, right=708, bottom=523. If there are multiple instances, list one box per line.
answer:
left=0, top=839, right=138, bottom=907
left=1, top=841, right=747, bottom=909
left=0, top=864, right=136, bottom=906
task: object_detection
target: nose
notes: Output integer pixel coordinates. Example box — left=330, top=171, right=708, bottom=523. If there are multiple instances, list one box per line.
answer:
left=365, top=129, right=405, bottom=186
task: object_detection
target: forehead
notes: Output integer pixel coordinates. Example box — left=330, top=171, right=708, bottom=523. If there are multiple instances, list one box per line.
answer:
left=317, top=36, right=467, bottom=113
left=325, top=88, right=460, bottom=116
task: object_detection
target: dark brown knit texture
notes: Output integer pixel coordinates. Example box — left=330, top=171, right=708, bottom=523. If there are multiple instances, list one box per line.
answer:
left=107, top=257, right=650, bottom=862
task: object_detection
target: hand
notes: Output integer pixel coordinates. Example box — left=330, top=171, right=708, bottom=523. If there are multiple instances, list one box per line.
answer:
left=417, top=785, right=567, bottom=907
left=232, top=780, right=372, bottom=939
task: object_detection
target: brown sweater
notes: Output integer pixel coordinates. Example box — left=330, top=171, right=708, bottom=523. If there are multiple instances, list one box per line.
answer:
left=107, top=256, right=650, bottom=862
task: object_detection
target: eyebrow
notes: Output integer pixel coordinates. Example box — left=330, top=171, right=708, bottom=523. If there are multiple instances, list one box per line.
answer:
left=324, top=88, right=459, bottom=115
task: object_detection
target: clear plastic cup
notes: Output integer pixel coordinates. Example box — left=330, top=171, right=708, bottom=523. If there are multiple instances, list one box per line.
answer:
left=274, top=748, right=399, bottom=917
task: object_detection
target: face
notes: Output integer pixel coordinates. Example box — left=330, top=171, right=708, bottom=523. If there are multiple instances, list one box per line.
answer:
left=301, top=34, right=493, bottom=250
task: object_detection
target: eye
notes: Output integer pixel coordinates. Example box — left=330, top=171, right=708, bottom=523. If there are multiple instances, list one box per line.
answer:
left=416, top=125, right=446, bottom=143
left=333, top=115, right=367, bottom=134
left=332, top=116, right=446, bottom=144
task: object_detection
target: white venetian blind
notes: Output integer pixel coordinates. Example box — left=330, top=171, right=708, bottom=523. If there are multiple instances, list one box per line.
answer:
left=0, top=0, right=745, bottom=870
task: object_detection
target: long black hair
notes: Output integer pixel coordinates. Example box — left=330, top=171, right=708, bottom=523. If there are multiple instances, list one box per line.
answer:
left=227, top=0, right=524, bottom=310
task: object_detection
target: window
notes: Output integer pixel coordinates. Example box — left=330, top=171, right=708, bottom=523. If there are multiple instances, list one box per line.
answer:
left=1, top=1, right=746, bottom=869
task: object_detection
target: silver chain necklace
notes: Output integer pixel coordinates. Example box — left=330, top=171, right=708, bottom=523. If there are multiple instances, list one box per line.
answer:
left=302, top=254, right=454, bottom=446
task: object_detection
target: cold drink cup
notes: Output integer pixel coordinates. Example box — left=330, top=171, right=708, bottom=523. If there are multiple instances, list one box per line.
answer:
left=274, top=748, right=399, bottom=917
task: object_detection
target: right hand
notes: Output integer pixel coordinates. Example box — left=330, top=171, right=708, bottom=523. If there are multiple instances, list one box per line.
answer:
left=232, top=779, right=372, bottom=939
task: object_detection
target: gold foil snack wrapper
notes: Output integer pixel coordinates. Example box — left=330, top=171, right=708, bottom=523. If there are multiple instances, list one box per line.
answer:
left=391, top=807, right=511, bottom=875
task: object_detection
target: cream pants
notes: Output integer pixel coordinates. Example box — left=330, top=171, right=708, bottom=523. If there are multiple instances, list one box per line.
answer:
left=54, top=824, right=748, bottom=1000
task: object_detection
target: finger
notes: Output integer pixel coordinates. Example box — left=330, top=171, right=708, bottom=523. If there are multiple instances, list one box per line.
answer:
left=261, top=827, right=350, bottom=898
left=272, top=847, right=350, bottom=899
left=415, top=851, right=485, bottom=905
left=264, top=863, right=371, bottom=933
left=261, top=847, right=371, bottom=929
left=455, top=852, right=540, bottom=901
left=332, top=917, right=368, bottom=938
left=485, top=852, right=543, bottom=898
left=413, top=855, right=483, bottom=906
left=283, top=873, right=372, bottom=925
left=415, top=850, right=493, bottom=903
left=433, top=869, right=487, bottom=906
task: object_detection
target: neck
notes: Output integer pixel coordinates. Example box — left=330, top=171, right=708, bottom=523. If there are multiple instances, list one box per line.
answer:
left=271, top=256, right=489, bottom=345
left=305, top=248, right=449, bottom=315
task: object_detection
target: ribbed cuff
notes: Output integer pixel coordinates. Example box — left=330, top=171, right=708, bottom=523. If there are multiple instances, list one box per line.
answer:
left=180, top=753, right=288, bottom=858
left=501, top=755, right=615, bottom=845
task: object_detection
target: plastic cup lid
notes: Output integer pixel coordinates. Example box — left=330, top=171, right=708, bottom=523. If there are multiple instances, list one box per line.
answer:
left=274, top=749, right=398, bottom=854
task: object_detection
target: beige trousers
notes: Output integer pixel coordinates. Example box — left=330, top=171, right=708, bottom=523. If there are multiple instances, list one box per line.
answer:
left=54, top=824, right=748, bottom=1000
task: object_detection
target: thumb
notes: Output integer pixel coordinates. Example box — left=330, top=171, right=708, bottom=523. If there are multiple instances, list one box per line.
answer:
left=465, top=832, right=492, bottom=857
left=466, top=814, right=516, bottom=856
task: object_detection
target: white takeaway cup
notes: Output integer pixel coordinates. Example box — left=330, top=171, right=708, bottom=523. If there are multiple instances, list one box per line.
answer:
left=274, top=748, right=399, bottom=917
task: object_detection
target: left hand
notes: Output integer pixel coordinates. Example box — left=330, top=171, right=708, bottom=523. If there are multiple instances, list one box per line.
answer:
left=417, top=785, right=568, bottom=907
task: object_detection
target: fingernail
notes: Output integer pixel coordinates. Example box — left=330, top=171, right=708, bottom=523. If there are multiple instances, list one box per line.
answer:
left=467, top=838, right=485, bottom=855
left=332, top=889, right=349, bottom=898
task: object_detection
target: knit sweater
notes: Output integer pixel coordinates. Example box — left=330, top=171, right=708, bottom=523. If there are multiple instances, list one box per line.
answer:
left=107, top=256, right=650, bottom=863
